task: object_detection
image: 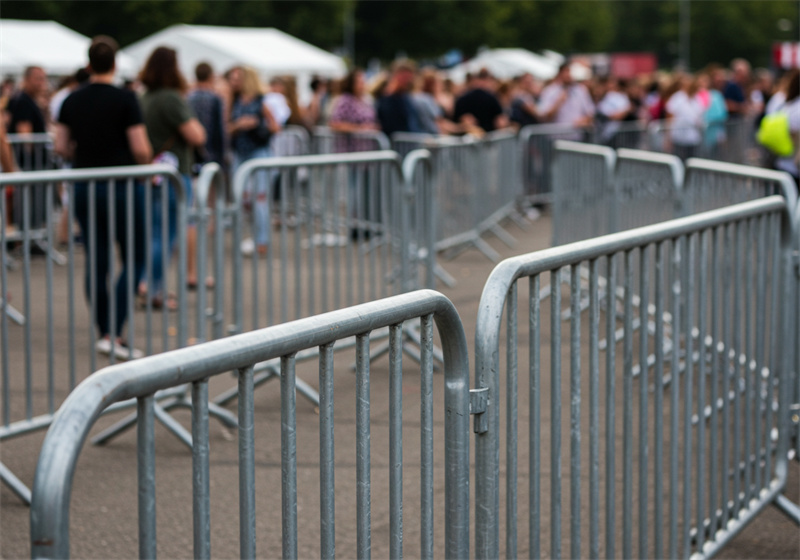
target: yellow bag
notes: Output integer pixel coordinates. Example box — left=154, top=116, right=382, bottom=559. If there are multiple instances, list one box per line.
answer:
left=756, top=111, right=795, bottom=157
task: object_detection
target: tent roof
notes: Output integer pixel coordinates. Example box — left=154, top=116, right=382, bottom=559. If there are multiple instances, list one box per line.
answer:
left=0, top=19, right=136, bottom=77
left=122, top=24, right=346, bottom=80
left=449, top=48, right=559, bottom=82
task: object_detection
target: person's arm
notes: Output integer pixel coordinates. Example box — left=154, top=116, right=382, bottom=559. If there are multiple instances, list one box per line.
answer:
left=53, top=123, right=73, bottom=161
left=126, top=124, right=153, bottom=165
left=262, top=104, right=281, bottom=134
left=179, top=118, right=206, bottom=147
left=0, top=126, right=17, bottom=172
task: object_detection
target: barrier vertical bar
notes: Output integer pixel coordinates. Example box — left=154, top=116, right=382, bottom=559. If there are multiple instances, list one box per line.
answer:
left=697, top=229, right=709, bottom=552
left=709, top=226, right=721, bottom=538
left=605, top=254, right=617, bottom=559
left=732, top=224, right=743, bottom=521
left=653, top=241, right=666, bottom=559
left=529, top=275, right=541, bottom=560
left=137, top=395, right=157, bottom=560
left=589, top=260, right=600, bottom=560
left=638, top=245, right=650, bottom=558
left=669, top=237, right=682, bottom=560
left=281, top=354, right=298, bottom=560
left=623, top=250, right=634, bottom=560
left=682, top=233, right=696, bottom=558
left=356, top=333, right=371, bottom=560
left=192, top=379, right=211, bottom=560
left=319, top=343, right=335, bottom=560
left=569, top=265, right=581, bottom=560
left=550, top=268, right=562, bottom=558
left=389, top=323, right=403, bottom=560
left=45, top=181, right=54, bottom=412
left=506, top=283, right=518, bottom=559
left=721, top=225, right=733, bottom=529
left=420, top=314, right=434, bottom=560
left=238, top=365, right=256, bottom=560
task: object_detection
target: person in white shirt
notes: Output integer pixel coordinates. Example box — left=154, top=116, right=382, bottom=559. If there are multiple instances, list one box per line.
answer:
left=537, top=62, right=595, bottom=140
left=665, top=74, right=706, bottom=160
left=263, top=76, right=290, bottom=128
left=764, top=68, right=800, bottom=184
left=596, top=76, right=632, bottom=146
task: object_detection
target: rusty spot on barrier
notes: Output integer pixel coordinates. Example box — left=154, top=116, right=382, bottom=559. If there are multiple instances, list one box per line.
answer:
left=33, top=539, right=54, bottom=546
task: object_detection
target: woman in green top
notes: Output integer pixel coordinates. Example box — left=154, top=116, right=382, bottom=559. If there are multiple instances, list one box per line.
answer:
left=139, top=46, right=206, bottom=308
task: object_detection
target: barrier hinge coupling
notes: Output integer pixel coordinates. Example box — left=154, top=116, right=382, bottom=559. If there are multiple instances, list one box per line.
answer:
left=470, top=387, right=489, bottom=434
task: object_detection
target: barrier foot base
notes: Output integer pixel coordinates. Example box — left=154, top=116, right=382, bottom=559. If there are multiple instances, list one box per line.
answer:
left=161, top=395, right=239, bottom=429
left=213, top=363, right=320, bottom=408
left=487, top=222, right=517, bottom=249
left=774, top=493, right=800, bottom=525
left=434, top=264, right=457, bottom=288
left=0, top=298, right=25, bottom=325
left=359, top=321, right=443, bottom=371
left=92, top=399, right=193, bottom=449
left=0, top=461, right=31, bottom=505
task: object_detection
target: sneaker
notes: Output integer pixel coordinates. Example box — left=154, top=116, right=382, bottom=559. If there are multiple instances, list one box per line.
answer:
left=95, top=337, right=144, bottom=361
left=240, top=237, right=255, bottom=256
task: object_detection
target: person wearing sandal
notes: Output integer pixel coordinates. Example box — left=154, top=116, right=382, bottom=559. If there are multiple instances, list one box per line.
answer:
left=54, top=36, right=149, bottom=360
left=139, top=46, right=207, bottom=309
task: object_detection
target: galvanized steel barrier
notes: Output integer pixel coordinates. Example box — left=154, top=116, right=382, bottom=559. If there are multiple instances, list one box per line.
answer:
left=312, top=126, right=390, bottom=155
left=30, top=289, right=471, bottom=559
left=682, top=158, right=791, bottom=217
left=474, top=194, right=799, bottom=559
left=6, top=133, right=58, bottom=172
left=551, top=141, right=617, bottom=247
left=0, top=164, right=242, bottom=504
left=186, top=150, right=438, bottom=407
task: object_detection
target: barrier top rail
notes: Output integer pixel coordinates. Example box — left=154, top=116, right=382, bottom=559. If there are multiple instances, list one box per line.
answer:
left=617, top=148, right=685, bottom=188
left=553, top=139, right=616, bottom=160
left=31, top=289, right=470, bottom=560
left=473, top=195, right=793, bottom=558
left=685, top=157, right=797, bottom=193
left=6, top=133, right=54, bottom=144
left=0, top=163, right=181, bottom=185
left=313, top=126, right=392, bottom=151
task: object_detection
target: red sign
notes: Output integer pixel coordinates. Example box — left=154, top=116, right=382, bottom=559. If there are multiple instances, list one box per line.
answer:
left=609, top=53, right=658, bottom=79
left=773, top=42, right=800, bottom=69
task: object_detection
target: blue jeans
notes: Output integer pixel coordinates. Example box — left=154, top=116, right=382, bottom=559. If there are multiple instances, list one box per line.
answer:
left=234, top=147, right=272, bottom=247
left=148, top=174, right=192, bottom=294
left=73, top=180, right=145, bottom=338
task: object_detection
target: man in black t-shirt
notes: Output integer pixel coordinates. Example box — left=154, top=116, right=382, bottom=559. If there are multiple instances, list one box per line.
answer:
left=55, top=36, right=152, bottom=361
left=6, top=66, right=47, bottom=135
left=453, top=68, right=508, bottom=133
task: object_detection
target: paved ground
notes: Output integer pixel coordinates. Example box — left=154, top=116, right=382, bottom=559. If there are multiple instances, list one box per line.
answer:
left=1, top=209, right=798, bottom=559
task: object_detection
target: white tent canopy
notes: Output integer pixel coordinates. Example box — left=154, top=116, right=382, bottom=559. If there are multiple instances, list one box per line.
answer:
left=0, top=19, right=137, bottom=78
left=448, top=48, right=559, bottom=83
left=123, top=24, right=347, bottom=83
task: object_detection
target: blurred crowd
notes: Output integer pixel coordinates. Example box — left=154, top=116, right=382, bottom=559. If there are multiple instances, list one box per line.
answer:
left=0, top=34, right=798, bottom=358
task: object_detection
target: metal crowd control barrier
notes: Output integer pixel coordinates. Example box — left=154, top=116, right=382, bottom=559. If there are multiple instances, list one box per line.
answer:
left=474, top=194, right=799, bottom=559
left=646, top=117, right=758, bottom=165
left=271, top=125, right=311, bottom=158
left=30, top=290, right=471, bottom=559
left=518, top=123, right=584, bottom=204
left=0, top=164, right=238, bottom=504
left=551, top=140, right=617, bottom=247
left=614, top=148, right=684, bottom=234
left=682, top=158, right=791, bottom=217
left=190, top=150, right=438, bottom=407
left=6, top=133, right=57, bottom=172
left=5, top=133, right=63, bottom=262
left=312, top=126, right=391, bottom=155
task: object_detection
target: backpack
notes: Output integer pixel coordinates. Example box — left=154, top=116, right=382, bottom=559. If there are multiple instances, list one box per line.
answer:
left=756, top=109, right=794, bottom=157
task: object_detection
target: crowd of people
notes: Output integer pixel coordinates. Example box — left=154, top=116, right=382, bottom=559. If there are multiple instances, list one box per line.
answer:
left=1, top=33, right=798, bottom=359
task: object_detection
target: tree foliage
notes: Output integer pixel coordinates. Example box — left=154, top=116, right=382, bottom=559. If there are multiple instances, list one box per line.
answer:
left=1, top=0, right=798, bottom=70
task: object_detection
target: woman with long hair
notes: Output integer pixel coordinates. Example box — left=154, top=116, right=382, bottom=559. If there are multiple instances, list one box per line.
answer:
left=764, top=69, right=800, bottom=186
left=227, top=66, right=279, bottom=256
left=139, top=46, right=206, bottom=308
